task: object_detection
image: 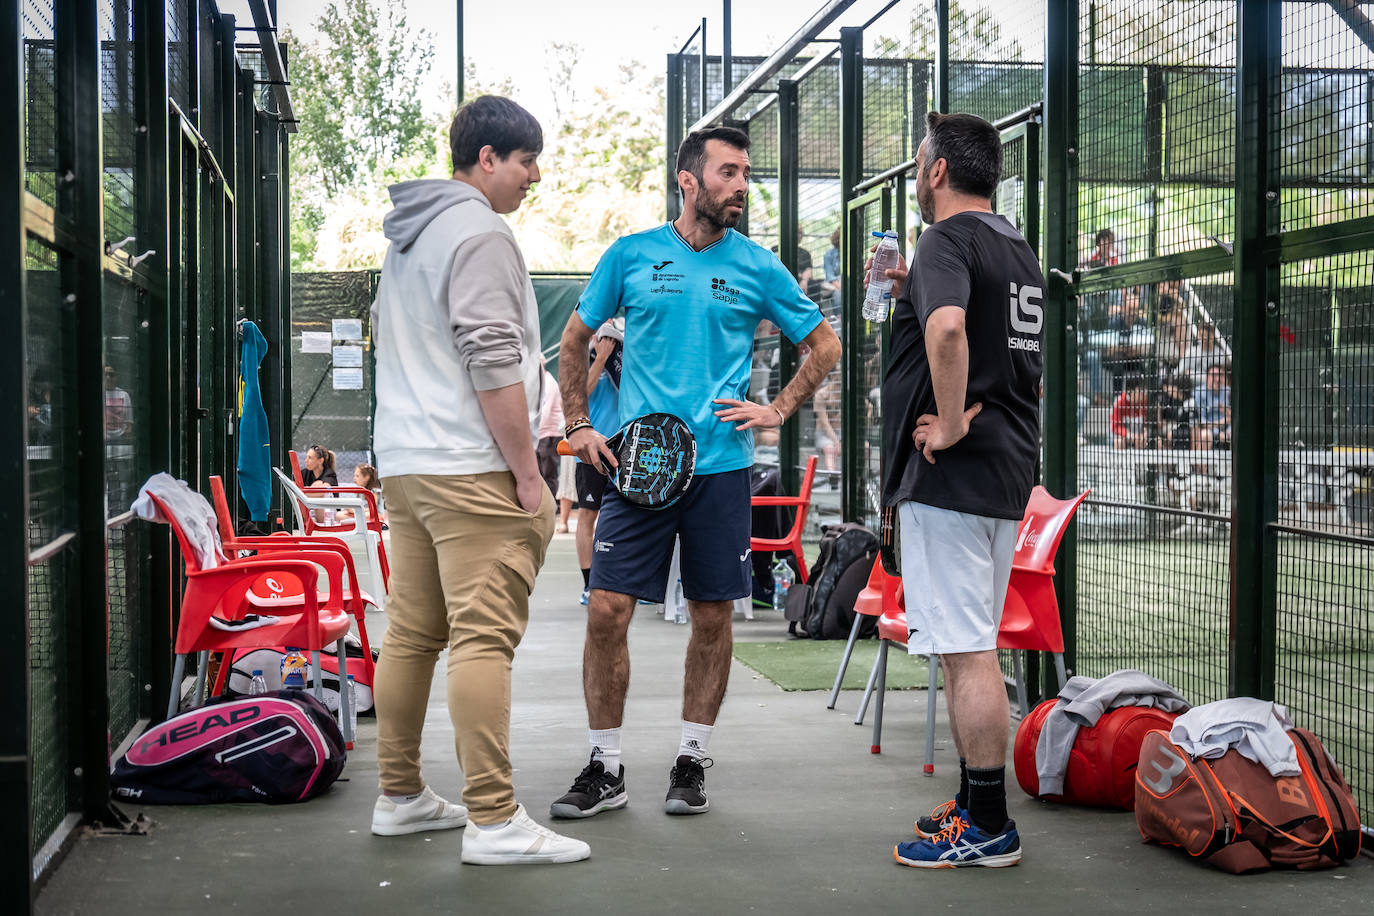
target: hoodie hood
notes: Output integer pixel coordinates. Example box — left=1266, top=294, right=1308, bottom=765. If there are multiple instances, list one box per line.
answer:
left=383, top=179, right=490, bottom=252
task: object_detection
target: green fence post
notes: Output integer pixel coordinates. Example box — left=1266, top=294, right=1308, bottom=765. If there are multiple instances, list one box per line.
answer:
left=1230, top=0, right=1281, bottom=700
left=137, top=0, right=173, bottom=720
left=839, top=25, right=863, bottom=522
left=778, top=77, right=800, bottom=496
left=666, top=54, right=683, bottom=222
left=1042, top=0, right=1079, bottom=680
left=0, top=0, right=33, bottom=898
left=934, top=0, right=949, bottom=113
left=58, top=0, right=120, bottom=826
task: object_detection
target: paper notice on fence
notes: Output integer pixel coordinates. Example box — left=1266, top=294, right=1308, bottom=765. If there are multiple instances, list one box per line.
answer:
left=333, top=345, right=363, bottom=368
left=332, top=318, right=363, bottom=340
left=301, top=331, right=332, bottom=354
left=333, top=368, right=364, bottom=390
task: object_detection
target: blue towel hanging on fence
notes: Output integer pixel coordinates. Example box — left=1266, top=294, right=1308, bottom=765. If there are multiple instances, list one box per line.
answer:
left=237, top=320, right=272, bottom=521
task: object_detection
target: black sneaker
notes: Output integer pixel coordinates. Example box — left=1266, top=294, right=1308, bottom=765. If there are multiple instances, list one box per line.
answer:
left=664, top=755, right=712, bottom=815
left=549, top=755, right=628, bottom=819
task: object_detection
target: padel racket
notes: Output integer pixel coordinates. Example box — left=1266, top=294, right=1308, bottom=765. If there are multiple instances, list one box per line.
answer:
left=558, top=412, right=696, bottom=509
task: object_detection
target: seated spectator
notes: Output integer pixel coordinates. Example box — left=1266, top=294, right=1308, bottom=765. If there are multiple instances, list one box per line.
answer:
left=1157, top=278, right=1183, bottom=316
left=1110, top=375, right=1150, bottom=449
left=1084, top=227, right=1118, bottom=271
left=1108, top=286, right=1148, bottom=333
left=1179, top=321, right=1227, bottom=386
left=341, top=463, right=387, bottom=526
left=1155, top=303, right=1189, bottom=377
left=1156, top=373, right=1199, bottom=450
left=822, top=228, right=841, bottom=305
left=301, top=445, right=339, bottom=488
left=1194, top=363, right=1231, bottom=450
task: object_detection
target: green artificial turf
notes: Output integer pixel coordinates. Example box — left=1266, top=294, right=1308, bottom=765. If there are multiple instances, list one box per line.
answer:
left=732, top=639, right=934, bottom=692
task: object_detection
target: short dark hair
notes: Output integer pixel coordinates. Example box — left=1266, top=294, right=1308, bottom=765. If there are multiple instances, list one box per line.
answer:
left=924, top=112, right=1001, bottom=199
left=1096, top=228, right=1115, bottom=244
left=449, top=96, right=543, bottom=172
left=675, top=126, right=750, bottom=184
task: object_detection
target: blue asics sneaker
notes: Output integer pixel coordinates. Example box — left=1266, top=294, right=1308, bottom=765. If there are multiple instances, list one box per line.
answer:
left=894, top=815, right=1022, bottom=868
left=579, top=590, right=590, bottom=606
left=914, top=798, right=965, bottom=838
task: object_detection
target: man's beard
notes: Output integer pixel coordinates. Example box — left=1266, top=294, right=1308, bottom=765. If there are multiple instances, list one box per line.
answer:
left=695, top=187, right=745, bottom=230
left=916, top=178, right=935, bottom=224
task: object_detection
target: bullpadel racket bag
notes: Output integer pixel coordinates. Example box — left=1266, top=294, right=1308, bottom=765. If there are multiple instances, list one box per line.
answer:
left=112, top=691, right=346, bottom=804
left=1134, top=727, right=1361, bottom=872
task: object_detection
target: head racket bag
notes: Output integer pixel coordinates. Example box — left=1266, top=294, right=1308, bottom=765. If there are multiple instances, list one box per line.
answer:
left=111, top=691, right=346, bottom=804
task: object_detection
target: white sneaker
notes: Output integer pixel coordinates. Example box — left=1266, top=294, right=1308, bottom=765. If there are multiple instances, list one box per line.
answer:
left=460, top=804, right=591, bottom=865
left=371, top=786, right=468, bottom=836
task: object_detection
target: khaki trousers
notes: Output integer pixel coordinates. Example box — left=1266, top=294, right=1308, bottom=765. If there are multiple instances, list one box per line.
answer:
left=374, top=471, right=554, bottom=824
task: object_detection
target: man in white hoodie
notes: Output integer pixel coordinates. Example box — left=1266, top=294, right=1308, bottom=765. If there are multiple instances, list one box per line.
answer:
left=367, top=95, right=589, bottom=865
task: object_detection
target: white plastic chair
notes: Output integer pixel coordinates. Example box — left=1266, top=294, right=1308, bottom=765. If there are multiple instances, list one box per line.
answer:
left=274, top=468, right=387, bottom=608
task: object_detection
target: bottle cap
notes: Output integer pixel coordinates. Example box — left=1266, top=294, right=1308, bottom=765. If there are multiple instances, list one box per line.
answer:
left=252, top=670, right=262, bottom=676
left=347, top=675, right=356, bottom=681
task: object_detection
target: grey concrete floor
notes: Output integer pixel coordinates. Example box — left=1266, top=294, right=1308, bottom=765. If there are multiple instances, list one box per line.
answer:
left=38, top=529, right=1372, bottom=915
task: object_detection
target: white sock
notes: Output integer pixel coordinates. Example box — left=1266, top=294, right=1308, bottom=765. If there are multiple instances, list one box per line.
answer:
left=679, top=720, right=714, bottom=760
left=474, top=819, right=510, bottom=832
left=590, top=727, right=622, bottom=773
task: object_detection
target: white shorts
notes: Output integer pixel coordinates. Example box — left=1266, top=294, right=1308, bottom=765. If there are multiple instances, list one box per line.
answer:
left=898, top=500, right=1018, bottom=655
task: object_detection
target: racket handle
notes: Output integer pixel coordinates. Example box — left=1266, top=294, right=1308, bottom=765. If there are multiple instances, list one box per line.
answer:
left=557, top=440, right=574, bottom=456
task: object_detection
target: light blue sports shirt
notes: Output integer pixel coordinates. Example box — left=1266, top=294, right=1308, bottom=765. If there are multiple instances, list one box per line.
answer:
left=575, top=223, right=824, bottom=474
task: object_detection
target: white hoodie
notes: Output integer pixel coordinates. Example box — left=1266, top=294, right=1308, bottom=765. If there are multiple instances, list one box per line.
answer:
left=372, top=179, right=543, bottom=477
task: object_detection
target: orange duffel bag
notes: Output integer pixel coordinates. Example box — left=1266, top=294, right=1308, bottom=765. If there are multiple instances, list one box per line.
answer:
left=1134, top=727, right=1362, bottom=873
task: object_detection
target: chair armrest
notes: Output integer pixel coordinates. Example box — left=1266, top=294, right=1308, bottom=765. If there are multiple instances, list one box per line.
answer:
left=750, top=496, right=807, bottom=507
left=291, top=491, right=369, bottom=534
left=318, top=486, right=381, bottom=519
left=227, top=536, right=363, bottom=590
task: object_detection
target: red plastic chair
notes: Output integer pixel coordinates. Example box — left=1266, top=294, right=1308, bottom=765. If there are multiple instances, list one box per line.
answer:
left=1000, top=485, right=1092, bottom=712
left=143, top=488, right=354, bottom=742
left=750, top=455, right=819, bottom=584
left=288, top=449, right=391, bottom=589
left=827, top=557, right=904, bottom=709
left=854, top=486, right=1091, bottom=769
left=210, top=476, right=377, bottom=685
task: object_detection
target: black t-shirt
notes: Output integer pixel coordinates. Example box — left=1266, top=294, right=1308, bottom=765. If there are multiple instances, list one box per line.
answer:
left=881, top=211, right=1044, bottom=520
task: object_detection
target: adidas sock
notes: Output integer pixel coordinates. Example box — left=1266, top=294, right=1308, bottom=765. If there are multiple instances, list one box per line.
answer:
left=590, top=727, right=622, bottom=773
left=581, top=568, right=591, bottom=589
left=956, top=758, right=969, bottom=810
left=679, top=720, right=714, bottom=760
left=966, top=765, right=1009, bottom=833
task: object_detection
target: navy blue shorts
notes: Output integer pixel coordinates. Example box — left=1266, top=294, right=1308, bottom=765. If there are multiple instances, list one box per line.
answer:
left=588, top=468, right=751, bottom=603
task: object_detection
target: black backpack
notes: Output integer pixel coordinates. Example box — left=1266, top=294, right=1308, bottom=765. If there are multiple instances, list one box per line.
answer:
left=785, top=522, right=879, bottom=639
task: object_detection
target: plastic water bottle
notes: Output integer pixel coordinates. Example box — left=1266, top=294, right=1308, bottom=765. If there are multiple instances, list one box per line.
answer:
left=280, top=648, right=308, bottom=689
left=863, top=230, right=901, bottom=321
left=345, top=675, right=358, bottom=736
left=772, top=559, right=794, bottom=612
left=248, top=669, right=269, bottom=696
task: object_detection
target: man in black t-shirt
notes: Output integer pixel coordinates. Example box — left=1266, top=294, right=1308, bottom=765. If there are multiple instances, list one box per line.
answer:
left=880, top=112, right=1043, bottom=870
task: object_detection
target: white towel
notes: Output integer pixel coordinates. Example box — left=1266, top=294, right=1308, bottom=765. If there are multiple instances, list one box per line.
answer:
left=132, top=473, right=224, bottom=569
left=1169, top=698, right=1299, bottom=776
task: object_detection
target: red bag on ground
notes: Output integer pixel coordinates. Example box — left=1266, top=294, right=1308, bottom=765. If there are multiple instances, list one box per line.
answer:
left=1014, top=698, right=1181, bottom=809
left=1134, top=727, right=1362, bottom=873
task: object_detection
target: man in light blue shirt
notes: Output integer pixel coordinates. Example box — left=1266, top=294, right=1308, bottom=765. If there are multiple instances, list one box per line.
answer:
left=552, top=126, right=842, bottom=822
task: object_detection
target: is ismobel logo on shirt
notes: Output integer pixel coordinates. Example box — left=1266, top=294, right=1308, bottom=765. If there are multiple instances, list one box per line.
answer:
left=711, top=276, right=741, bottom=304
left=1007, top=281, right=1043, bottom=353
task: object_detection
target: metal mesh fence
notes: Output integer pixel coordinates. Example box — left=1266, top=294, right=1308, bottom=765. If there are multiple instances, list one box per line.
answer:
left=1079, top=1, right=1236, bottom=266
left=23, top=0, right=58, bottom=208
left=797, top=51, right=844, bottom=528
left=950, top=0, right=1045, bottom=123
left=100, top=0, right=137, bottom=247
left=290, top=271, right=375, bottom=485
left=25, top=236, right=73, bottom=848
left=1075, top=269, right=1236, bottom=703
left=106, top=522, right=144, bottom=746
left=167, top=0, right=190, bottom=114
left=1274, top=250, right=1374, bottom=816
left=1279, top=1, right=1374, bottom=231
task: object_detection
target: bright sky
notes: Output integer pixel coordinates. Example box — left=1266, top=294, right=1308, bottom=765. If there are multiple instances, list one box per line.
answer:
left=221, top=0, right=902, bottom=127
